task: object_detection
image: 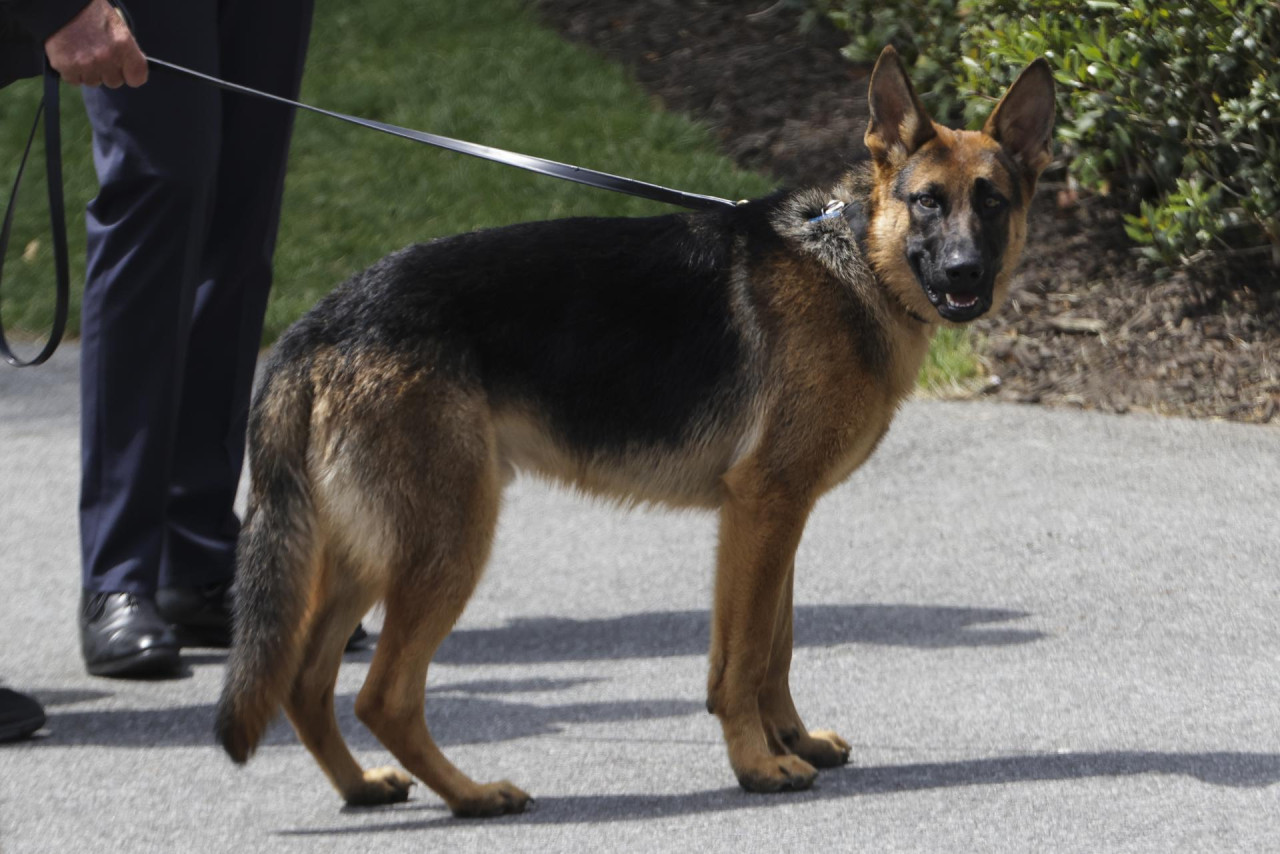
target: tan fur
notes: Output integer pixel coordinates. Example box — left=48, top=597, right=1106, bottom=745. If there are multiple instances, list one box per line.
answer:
left=225, top=47, right=1053, bottom=815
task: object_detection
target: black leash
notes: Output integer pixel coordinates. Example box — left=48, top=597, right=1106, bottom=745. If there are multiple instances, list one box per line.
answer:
left=1, top=30, right=739, bottom=370
left=0, top=63, right=69, bottom=368
left=146, top=56, right=739, bottom=213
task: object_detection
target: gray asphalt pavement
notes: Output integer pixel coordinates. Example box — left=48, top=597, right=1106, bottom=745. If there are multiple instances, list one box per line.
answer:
left=1, top=344, right=1278, bottom=852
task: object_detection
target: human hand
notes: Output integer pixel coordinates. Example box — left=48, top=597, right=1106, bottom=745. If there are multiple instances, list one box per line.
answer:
left=44, top=0, right=148, bottom=88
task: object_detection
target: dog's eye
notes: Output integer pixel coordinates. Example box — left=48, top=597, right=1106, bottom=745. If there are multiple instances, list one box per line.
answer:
left=915, top=194, right=939, bottom=211
left=982, top=195, right=1006, bottom=212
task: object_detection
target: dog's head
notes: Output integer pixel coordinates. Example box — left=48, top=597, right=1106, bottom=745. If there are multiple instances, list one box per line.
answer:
left=863, top=46, right=1055, bottom=324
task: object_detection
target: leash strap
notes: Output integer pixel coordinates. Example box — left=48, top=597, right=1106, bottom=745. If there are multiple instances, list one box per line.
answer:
left=146, top=56, right=739, bottom=213
left=0, top=63, right=69, bottom=368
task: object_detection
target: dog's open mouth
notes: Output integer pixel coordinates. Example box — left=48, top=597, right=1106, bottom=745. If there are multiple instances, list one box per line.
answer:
left=923, top=285, right=989, bottom=322
left=944, top=292, right=979, bottom=310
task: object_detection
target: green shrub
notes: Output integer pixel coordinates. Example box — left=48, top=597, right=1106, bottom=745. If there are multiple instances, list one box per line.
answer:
left=805, top=0, right=970, bottom=120
left=807, top=0, right=1280, bottom=275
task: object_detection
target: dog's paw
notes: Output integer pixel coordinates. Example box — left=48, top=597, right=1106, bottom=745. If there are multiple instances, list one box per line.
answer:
left=762, top=717, right=852, bottom=768
left=790, top=729, right=851, bottom=769
left=735, top=754, right=818, bottom=793
left=344, top=766, right=414, bottom=807
left=449, top=780, right=532, bottom=818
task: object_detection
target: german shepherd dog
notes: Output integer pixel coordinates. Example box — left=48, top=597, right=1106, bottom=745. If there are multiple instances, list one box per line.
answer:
left=217, top=47, right=1055, bottom=816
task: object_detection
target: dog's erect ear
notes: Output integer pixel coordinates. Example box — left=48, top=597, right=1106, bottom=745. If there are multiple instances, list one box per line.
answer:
left=864, top=45, right=937, bottom=168
left=983, top=59, right=1056, bottom=184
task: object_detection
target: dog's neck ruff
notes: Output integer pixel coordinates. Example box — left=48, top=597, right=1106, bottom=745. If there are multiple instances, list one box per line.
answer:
left=808, top=198, right=932, bottom=326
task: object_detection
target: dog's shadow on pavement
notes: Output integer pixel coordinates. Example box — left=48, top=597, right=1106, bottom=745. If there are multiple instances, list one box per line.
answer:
left=280, top=750, right=1280, bottom=836
left=39, top=604, right=1041, bottom=750
left=433, top=603, right=1046, bottom=665
left=186, top=603, right=1043, bottom=670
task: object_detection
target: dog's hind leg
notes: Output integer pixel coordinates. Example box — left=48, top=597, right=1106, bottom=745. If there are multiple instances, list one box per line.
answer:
left=282, top=550, right=411, bottom=807
left=756, top=561, right=851, bottom=769
left=706, top=467, right=820, bottom=793
left=353, top=420, right=530, bottom=819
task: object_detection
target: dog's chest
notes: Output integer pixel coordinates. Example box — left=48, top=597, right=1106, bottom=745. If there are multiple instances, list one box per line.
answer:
left=817, top=323, right=931, bottom=493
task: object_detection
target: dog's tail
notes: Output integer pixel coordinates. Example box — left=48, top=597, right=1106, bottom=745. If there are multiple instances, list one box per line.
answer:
left=216, top=354, right=320, bottom=764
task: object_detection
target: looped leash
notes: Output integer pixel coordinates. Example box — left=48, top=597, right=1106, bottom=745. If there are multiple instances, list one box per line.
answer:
left=0, top=63, right=69, bottom=368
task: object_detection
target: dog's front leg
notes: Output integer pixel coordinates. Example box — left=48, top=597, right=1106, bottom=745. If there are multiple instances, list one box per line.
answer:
left=706, top=474, right=818, bottom=792
left=757, top=561, right=852, bottom=768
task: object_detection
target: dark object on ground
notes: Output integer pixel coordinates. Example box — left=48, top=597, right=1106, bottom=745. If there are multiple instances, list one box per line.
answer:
left=345, top=623, right=370, bottom=651
left=159, top=581, right=235, bottom=647
left=0, top=688, right=46, bottom=742
left=533, top=0, right=1279, bottom=424
left=158, top=581, right=369, bottom=651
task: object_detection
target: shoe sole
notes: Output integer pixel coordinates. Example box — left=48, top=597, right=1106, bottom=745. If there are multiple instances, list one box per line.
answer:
left=85, top=647, right=183, bottom=679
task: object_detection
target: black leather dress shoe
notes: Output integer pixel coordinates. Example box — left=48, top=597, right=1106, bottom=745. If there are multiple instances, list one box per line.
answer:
left=80, top=592, right=182, bottom=678
left=156, top=581, right=232, bottom=648
left=0, top=688, right=46, bottom=742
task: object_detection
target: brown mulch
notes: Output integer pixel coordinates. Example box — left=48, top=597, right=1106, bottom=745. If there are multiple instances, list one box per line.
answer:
left=533, top=0, right=1280, bottom=424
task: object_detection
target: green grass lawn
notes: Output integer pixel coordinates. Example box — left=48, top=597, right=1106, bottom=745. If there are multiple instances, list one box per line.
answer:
left=0, top=0, right=974, bottom=387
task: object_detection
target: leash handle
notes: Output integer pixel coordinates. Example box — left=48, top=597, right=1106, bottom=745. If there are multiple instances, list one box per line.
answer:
left=144, top=56, right=739, bottom=213
left=0, top=64, right=69, bottom=368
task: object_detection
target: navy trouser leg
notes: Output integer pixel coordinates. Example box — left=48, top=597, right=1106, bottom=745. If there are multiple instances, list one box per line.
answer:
left=79, top=0, right=221, bottom=596
left=80, top=0, right=313, bottom=595
left=162, top=0, right=315, bottom=588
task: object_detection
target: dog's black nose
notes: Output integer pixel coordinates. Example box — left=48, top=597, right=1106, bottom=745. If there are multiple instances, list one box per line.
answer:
left=944, top=252, right=983, bottom=284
